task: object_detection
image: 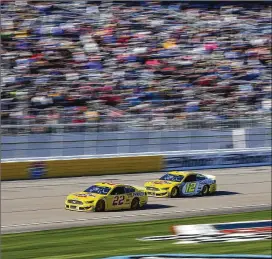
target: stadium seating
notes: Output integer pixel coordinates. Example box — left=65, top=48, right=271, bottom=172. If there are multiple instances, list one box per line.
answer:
left=1, top=1, right=271, bottom=126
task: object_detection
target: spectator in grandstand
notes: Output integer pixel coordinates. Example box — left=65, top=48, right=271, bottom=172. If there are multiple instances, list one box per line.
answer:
left=1, top=1, right=271, bottom=127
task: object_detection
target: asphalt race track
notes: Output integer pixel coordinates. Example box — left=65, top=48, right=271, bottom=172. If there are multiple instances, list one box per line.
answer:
left=2, top=166, right=271, bottom=234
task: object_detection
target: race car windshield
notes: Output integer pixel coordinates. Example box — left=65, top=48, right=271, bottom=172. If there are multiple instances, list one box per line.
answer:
left=160, top=174, right=184, bottom=182
left=84, top=185, right=111, bottom=194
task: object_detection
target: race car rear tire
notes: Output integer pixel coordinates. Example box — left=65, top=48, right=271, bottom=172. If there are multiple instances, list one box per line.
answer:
left=131, top=198, right=140, bottom=210
left=201, top=185, right=210, bottom=196
left=170, top=187, right=179, bottom=198
left=95, top=200, right=105, bottom=212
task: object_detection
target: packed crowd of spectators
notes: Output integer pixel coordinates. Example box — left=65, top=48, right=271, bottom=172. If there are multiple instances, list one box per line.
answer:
left=1, top=1, right=271, bottom=127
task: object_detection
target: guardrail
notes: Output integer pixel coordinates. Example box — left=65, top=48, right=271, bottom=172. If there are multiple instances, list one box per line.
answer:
left=1, top=147, right=270, bottom=162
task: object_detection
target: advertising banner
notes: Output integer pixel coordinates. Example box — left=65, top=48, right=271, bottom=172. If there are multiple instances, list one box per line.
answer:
left=164, top=150, right=271, bottom=170
left=138, top=220, right=272, bottom=244
left=1, top=155, right=163, bottom=180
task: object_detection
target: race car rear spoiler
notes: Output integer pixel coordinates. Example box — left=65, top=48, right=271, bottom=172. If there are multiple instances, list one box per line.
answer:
left=204, top=174, right=216, bottom=180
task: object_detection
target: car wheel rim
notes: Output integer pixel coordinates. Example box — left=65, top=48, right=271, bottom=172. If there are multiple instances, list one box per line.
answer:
left=203, top=186, right=208, bottom=194
left=172, top=189, right=177, bottom=196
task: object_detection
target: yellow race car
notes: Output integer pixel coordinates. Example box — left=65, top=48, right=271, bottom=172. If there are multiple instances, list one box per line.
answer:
left=65, top=182, right=148, bottom=212
left=144, top=171, right=217, bottom=198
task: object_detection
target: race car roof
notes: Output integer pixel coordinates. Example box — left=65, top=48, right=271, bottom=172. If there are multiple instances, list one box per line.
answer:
left=95, top=182, right=119, bottom=188
left=168, top=171, right=194, bottom=177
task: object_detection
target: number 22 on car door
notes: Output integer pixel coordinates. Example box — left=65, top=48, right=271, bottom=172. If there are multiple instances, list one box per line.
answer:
left=111, top=195, right=125, bottom=210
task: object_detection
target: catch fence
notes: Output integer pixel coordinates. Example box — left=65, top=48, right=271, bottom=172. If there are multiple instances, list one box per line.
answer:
left=1, top=116, right=271, bottom=135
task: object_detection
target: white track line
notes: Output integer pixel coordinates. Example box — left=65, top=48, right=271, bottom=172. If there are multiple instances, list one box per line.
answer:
left=2, top=204, right=270, bottom=229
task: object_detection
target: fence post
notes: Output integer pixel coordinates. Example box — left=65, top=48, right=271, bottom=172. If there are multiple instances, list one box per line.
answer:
left=232, top=129, right=247, bottom=149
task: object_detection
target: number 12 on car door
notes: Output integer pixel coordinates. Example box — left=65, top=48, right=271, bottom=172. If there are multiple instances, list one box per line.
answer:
left=183, top=182, right=197, bottom=195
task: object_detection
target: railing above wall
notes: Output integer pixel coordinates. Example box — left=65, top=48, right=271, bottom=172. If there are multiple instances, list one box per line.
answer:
left=2, top=147, right=270, bottom=162
left=1, top=116, right=271, bottom=135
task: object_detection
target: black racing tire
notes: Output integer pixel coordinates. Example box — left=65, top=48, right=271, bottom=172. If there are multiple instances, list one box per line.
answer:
left=201, top=185, right=210, bottom=196
left=131, top=198, right=140, bottom=210
left=95, top=200, right=105, bottom=212
left=170, top=187, right=179, bottom=198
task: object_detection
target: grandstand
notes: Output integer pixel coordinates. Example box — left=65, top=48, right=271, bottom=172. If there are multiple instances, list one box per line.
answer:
left=1, top=1, right=271, bottom=131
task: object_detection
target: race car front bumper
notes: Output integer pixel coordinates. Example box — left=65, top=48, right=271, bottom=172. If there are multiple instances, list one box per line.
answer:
left=146, top=190, right=169, bottom=197
left=65, top=204, right=93, bottom=211
left=65, top=201, right=94, bottom=211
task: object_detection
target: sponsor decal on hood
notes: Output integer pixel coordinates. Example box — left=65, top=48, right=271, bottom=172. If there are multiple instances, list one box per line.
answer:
left=74, top=192, right=97, bottom=198
left=150, top=180, right=172, bottom=185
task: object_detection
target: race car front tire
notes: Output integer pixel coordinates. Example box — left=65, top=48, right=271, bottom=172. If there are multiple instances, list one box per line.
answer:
left=170, top=187, right=179, bottom=198
left=95, top=200, right=105, bottom=212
